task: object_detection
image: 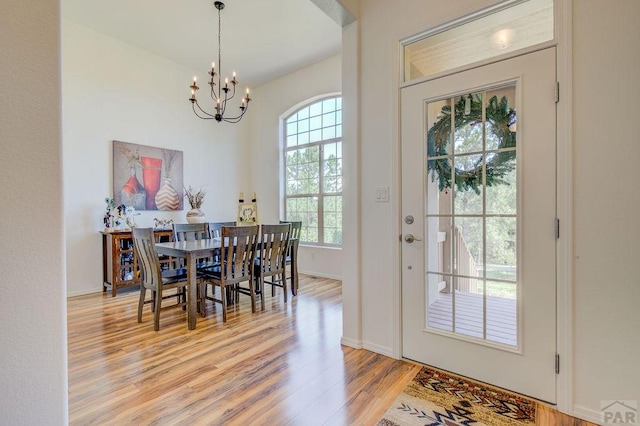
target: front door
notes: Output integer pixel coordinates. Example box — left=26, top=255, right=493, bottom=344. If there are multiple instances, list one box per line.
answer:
left=401, top=48, right=557, bottom=403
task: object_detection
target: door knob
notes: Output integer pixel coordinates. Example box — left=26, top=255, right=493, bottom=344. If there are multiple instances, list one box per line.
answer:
left=404, top=234, right=422, bottom=243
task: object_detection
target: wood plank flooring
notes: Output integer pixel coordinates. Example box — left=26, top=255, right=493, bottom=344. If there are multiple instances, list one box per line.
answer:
left=68, top=274, right=594, bottom=425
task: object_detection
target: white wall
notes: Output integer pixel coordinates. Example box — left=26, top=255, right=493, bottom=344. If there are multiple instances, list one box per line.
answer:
left=0, top=1, right=68, bottom=424
left=349, top=0, right=640, bottom=420
left=63, top=21, right=251, bottom=296
left=248, top=54, right=343, bottom=279
left=572, top=0, right=640, bottom=419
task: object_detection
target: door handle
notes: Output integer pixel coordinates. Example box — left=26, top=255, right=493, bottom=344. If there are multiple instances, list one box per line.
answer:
left=404, top=234, right=422, bottom=243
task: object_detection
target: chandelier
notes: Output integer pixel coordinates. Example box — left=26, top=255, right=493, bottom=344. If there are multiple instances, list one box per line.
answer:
left=189, top=1, right=251, bottom=123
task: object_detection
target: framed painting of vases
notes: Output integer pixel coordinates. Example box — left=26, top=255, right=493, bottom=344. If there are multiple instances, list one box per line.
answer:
left=112, top=140, right=184, bottom=211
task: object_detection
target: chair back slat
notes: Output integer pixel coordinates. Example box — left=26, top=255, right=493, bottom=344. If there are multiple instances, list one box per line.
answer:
left=208, top=221, right=236, bottom=239
left=220, top=225, right=259, bottom=285
left=132, top=227, right=162, bottom=290
left=280, top=221, right=302, bottom=241
left=260, top=224, right=291, bottom=274
left=173, top=223, right=209, bottom=242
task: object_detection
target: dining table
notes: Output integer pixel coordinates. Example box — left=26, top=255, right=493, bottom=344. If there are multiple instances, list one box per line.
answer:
left=155, top=236, right=300, bottom=330
left=156, top=238, right=222, bottom=330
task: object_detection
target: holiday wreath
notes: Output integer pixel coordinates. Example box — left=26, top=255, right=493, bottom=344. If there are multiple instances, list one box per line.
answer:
left=427, top=94, right=517, bottom=194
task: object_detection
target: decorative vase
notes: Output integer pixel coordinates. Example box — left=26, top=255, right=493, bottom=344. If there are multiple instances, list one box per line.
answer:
left=120, top=167, right=146, bottom=210
left=186, top=208, right=206, bottom=224
left=141, top=156, right=162, bottom=210
left=155, top=178, right=180, bottom=210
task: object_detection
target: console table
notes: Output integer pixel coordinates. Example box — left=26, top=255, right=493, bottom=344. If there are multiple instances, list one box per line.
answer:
left=101, top=229, right=173, bottom=296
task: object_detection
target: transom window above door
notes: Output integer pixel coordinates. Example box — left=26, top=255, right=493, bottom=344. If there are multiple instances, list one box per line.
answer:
left=403, top=0, right=554, bottom=82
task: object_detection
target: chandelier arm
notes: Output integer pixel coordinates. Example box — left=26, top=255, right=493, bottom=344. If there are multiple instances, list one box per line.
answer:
left=225, top=84, right=237, bottom=102
left=210, top=86, right=219, bottom=102
left=220, top=88, right=230, bottom=116
left=221, top=104, right=249, bottom=123
left=193, top=101, right=216, bottom=119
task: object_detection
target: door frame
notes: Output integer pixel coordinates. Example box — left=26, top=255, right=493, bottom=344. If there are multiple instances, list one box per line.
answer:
left=391, top=0, right=574, bottom=415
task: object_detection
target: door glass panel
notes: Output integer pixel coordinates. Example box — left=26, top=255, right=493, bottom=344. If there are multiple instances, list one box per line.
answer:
left=427, top=273, right=452, bottom=332
left=426, top=82, right=518, bottom=347
left=426, top=216, right=452, bottom=275
left=454, top=154, right=483, bottom=215
left=486, top=217, right=517, bottom=282
left=454, top=92, right=483, bottom=154
left=454, top=217, right=483, bottom=279
left=486, top=280, right=517, bottom=346
left=454, top=278, right=484, bottom=339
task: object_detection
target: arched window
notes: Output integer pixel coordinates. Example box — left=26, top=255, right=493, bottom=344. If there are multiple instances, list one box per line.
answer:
left=282, top=96, right=342, bottom=246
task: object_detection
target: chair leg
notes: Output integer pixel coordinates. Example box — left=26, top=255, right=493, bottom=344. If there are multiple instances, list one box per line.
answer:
left=154, top=287, right=163, bottom=331
left=199, top=281, right=206, bottom=317
left=282, top=272, right=288, bottom=304
left=138, top=285, right=146, bottom=323
left=260, top=276, right=266, bottom=311
left=221, top=283, right=227, bottom=323
left=249, top=277, right=256, bottom=313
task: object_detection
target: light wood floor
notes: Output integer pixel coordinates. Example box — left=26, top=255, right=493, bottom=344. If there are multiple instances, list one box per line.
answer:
left=68, top=275, right=594, bottom=425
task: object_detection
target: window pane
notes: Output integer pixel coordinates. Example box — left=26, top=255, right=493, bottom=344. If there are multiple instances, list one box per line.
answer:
left=297, top=132, right=309, bottom=144
left=454, top=217, right=483, bottom=278
left=285, top=147, right=319, bottom=195
left=453, top=154, right=483, bottom=215
left=286, top=121, right=297, bottom=135
left=322, top=126, right=336, bottom=140
left=310, top=129, right=322, bottom=143
left=322, top=98, right=336, bottom=113
left=310, top=116, right=322, bottom=131
left=287, top=197, right=318, bottom=243
left=323, top=195, right=342, bottom=244
left=309, top=102, right=322, bottom=117
left=323, top=112, right=336, bottom=127
left=287, top=135, right=297, bottom=148
left=297, top=107, right=309, bottom=119
left=453, top=93, right=483, bottom=155
left=486, top=217, right=517, bottom=281
left=404, top=0, right=553, bottom=82
left=336, top=110, right=342, bottom=125
left=298, top=118, right=309, bottom=133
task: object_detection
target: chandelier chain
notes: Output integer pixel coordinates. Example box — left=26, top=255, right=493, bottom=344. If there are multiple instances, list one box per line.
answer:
left=217, top=5, right=221, bottom=103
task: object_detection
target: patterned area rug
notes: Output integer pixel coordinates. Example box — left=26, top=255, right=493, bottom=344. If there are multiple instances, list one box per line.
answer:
left=377, top=366, right=536, bottom=426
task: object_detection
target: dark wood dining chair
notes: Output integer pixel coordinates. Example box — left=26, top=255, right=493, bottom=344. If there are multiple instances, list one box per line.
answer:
left=207, top=221, right=236, bottom=239
left=280, top=220, right=302, bottom=295
left=172, top=222, right=217, bottom=272
left=256, top=223, right=291, bottom=309
left=132, top=227, right=194, bottom=331
left=173, top=223, right=209, bottom=241
left=200, top=225, right=259, bottom=322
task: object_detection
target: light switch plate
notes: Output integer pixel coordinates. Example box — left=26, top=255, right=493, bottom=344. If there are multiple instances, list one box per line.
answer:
left=375, top=186, right=389, bottom=202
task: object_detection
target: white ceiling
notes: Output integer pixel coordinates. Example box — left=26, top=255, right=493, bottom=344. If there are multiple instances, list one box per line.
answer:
left=62, top=0, right=343, bottom=88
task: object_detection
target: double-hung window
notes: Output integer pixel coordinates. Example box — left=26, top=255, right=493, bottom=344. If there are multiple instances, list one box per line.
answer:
left=283, top=96, right=342, bottom=246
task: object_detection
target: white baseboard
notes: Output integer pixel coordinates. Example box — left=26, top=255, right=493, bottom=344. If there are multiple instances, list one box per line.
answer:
left=67, top=287, right=104, bottom=298
left=341, top=336, right=362, bottom=349
left=572, top=405, right=602, bottom=424
left=299, top=269, right=342, bottom=281
left=363, top=341, right=395, bottom=358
